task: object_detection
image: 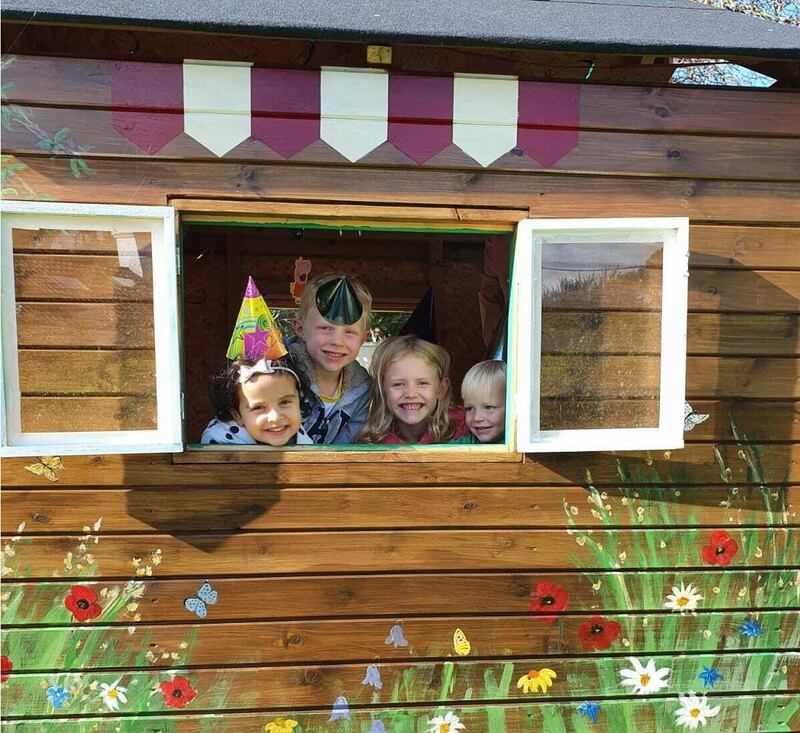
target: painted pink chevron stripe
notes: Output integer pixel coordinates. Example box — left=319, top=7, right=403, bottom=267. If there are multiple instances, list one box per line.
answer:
left=251, top=68, right=320, bottom=159
left=388, top=74, right=453, bottom=164
left=517, top=81, right=581, bottom=168
left=110, top=60, right=183, bottom=154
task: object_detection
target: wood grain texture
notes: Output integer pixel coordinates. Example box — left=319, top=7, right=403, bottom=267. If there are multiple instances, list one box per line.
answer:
left=3, top=652, right=797, bottom=716
left=3, top=528, right=796, bottom=577
left=2, top=443, right=798, bottom=485
left=20, top=396, right=157, bottom=432
left=2, top=485, right=796, bottom=533
left=5, top=104, right=800, bottom=179
left=3, top=570, right=794, bottom=625
left=5, top=156, right=800, bottom=222
left=6, top=611, right=796, bottom=670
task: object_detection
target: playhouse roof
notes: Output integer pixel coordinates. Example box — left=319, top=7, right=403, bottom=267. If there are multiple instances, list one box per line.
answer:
left=4, top=0, right=800, bottom=59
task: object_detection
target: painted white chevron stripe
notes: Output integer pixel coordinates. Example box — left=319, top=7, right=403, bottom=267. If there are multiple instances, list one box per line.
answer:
left=320, top=67, right=388, bottom=162
left=453, top=74, right=518, bottom=167
left=183, top=60, right=252, bottom=157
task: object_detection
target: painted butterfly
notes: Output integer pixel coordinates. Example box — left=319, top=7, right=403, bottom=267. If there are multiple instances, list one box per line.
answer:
left=25, top=456, right=64, bottom=482
left=453, top=627, right=471, bottom=656
left=684, top=402, right=710, bottom=432
left=183, top=581, right=217, bottom=618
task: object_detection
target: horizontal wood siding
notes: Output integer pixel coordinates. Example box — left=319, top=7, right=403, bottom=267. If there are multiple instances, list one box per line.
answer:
left=1, top=40, right=799, bottom=733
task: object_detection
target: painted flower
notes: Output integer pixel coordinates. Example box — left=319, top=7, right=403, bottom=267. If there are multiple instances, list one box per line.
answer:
left=664, top=582, right=704, bottom=615
left=362, top=664, right=383, bottom=690
left=577, top=701, right=601, bottom=725
left=577, top=616, right=621, bottom=651
left=64, top=585, right=102, bottom=622
left=675, top=693, right=721, bottom=729
left=516, top=668, right=557, bottom=694
left=46, top=685, right=71, bottom=710
left=697, top=666, right=724, bottom=689
left=328, top=695, right=351, bottom=721
left=619, top=657, right=671, bottom=695
left=529, top=581, right=569, bottom=623
left=427, top=711, right=465, bottom=733
left=385, top=622, right=409, bottom=648
left=739, top=618, right=764, bottom=638
left=700, top=530, right=738, bottom=566
left=264, top=718, right=298, bottom=733
left=159, top=676, right=197, bottom=708
left=99, top=679, right=128, bottom=711
left=369, top=721, right=388, bottom=733
left=0, top=656, right=11, bottom=682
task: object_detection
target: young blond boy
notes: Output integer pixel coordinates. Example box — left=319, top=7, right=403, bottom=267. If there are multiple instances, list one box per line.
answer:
left=289, top=272, right=372, bottom=444
left=461, top=360, right=507, bottom=443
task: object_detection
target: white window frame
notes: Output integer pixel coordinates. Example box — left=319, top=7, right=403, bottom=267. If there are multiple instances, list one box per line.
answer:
left=0, top=201, right=182, bottom=456
left=514, top=217, right=689, bottom=453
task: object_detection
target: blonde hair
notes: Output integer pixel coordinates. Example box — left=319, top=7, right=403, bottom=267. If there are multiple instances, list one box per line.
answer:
left=461, top=360, right=507, bottom=402
left=296, top=271, right=373, bottom=329
left=360, top=335, right=456, bottom=443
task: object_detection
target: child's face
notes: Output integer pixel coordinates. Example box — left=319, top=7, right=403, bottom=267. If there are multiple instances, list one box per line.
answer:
left=294, top=307, right=367, bottom=376
left=464, top=381, right=506, bottom=443
left=231, top=372, right=301, bottom=446
left=383, top=354, right=447, bottom=434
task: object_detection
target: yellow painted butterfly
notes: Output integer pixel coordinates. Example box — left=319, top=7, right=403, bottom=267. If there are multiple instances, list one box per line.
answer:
left=453, top=628, right=471, bottom=656
left=25, top=456, right=64, bottom=482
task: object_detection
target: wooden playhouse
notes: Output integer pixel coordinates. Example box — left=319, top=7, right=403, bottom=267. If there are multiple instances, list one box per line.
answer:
left=1, top=1, right=799, bottom=730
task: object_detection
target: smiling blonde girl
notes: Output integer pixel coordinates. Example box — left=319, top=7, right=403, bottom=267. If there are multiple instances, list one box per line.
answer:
left=359, top=334, right=469, bottom=444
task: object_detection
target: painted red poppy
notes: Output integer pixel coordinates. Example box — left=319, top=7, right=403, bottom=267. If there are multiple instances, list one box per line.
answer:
left=64, top=585, right=102, bottom=622
left=0, top=656, right=12, bottom=682
left=160, top=676, right=198, bottom=708
left=529, top=581, right=569, bottom=622
left=578, top=616, right=622, bottom=651
left=701, top=530, right=739, bottom=566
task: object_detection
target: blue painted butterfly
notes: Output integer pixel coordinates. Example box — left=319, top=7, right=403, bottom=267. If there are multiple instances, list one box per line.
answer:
left=183, top=580, right=217, bottom=618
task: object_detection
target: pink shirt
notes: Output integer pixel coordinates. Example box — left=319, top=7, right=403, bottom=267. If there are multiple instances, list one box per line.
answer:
left=378, top=407, right=470, bottom=444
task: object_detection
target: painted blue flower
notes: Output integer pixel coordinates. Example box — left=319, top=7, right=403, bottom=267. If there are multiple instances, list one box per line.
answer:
left=369, top=720, right=388, bottom=733
left=362, top=664, right=383, bottom=690
left=577, top=701, right=601, bottom=724
left=739, top=618, right=764, bottom=638
left=384, top=622, right=409, bottom=648
left=328, top=695, right=351, bottom=721
left=46, top=685, right=70, bottom=710
left=697, top=665, right=724, bottom=688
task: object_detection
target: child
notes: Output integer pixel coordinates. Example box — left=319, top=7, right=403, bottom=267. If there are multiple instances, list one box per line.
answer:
left=288, top=272, right=372, bottom=444
left=461, top=359, right=507, bottom=444
left=360, top=334, right=469, bottom=444
left=202, top=358, right=311, bottom=446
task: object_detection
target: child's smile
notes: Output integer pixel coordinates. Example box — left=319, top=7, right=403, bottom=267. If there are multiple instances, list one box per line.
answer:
left=232, top=372, right=302, bottom=446
left=383, top=354, right=447, bottom=441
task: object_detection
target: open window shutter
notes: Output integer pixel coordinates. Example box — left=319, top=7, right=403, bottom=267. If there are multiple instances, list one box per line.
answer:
left=513, top=217, right=689, bottom=453
left=1, top=201, right=181, bottom=456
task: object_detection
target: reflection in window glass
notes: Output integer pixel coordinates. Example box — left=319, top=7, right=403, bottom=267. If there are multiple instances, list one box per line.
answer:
left=13, top=228, right=157, bottom=433
left=537, top=231, right=664, bottom=431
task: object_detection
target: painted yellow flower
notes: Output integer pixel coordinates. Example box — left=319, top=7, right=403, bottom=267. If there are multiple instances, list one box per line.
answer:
left=264, top=718, right=298, bottom=733
left=516, top=668, right=557, bottom=694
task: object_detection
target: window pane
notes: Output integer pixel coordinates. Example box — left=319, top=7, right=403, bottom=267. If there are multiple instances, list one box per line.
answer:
left=13, top=228, right=157, bottom=432
left=536, top=231, right=663, bottom=431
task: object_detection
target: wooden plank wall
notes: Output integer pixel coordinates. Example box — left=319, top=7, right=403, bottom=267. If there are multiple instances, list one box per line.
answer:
left=1, top=34, right=800, bottom=733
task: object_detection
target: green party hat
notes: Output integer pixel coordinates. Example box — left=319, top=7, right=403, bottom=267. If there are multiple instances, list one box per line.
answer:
left=315, top=276, right=363, bottom=326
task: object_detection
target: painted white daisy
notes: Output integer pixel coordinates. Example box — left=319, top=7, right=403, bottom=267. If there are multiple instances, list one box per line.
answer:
left=99, top=679, right=128, bottom=711
left=675, top=693, right=721, bottom=729
left=619, top=657, right=670, bottom=694
left=427, top=711, right=465, bottom=733
left=664, top=581, right=704, bottom=615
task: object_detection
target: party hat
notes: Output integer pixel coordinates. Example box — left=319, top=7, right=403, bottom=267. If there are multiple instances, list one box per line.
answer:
left=315, top=275, right=363, bottom=326
left=226, top=276, right=288, bottom=361
left=400, top=287, right=437, bottom=343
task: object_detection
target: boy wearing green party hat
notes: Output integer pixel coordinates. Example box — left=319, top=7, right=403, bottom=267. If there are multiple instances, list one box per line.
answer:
left=289, top=272, right=372, bottom=444
left=202, top=276, right=311, bottom=446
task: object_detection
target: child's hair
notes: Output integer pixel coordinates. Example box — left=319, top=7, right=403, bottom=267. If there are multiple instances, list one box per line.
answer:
left=461, top=360, right=507, bottom=401
left=360, top=334, right=456, bottom=443
left=210, top=358, right=300, bottom=420
left=296, top=271, right=373, bottom=327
